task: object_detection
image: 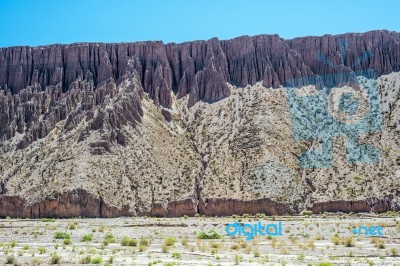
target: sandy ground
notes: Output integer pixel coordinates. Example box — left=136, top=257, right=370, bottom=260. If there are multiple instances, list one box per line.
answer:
left=0, top=213, right=399, bottom=265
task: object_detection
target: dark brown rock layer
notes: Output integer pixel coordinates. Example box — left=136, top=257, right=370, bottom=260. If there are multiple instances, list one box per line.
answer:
left=198, top=198, right=292, bottom=216
left=1, top=190, right=398, bottom=218
left=0, top=189, right=132, bottom=218
left=143, top=198, right=198, bottom=218
left=312, top=197, right=399, bottom=214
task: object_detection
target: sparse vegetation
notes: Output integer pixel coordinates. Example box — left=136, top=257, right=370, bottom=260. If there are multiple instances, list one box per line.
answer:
left=303, top=210, right=313, bottom=216
left=9, top=240, right=17, bottom=247
left=331, top=235, right=354, bottom=247
left=198, top=230, right=222, bottom=239
left=181, top=236, right=189, bottom=246
left=63, top=238, right=72, bottom=245
left=5, top=256, right=15, bottom=264
left=318, top=263, right=333, bottom=266
left=121, top=236, right=138, bottom=246
left=343, top=236, right=355, bottom=247
left=163, top=263, right=177, bottom=266
left=148, top=259, right=163, bottom=266
left=38, top=247, right=46, bottom=254
left=139, top=237, right=151, bottom=251
left=90, top=257, right=103, bottom=264
left=103, top=233, right=116, bottom=245
left=50, top=253, right=61, bottom=264
left=172, top=251, right=181, bottom=258
left=81, top=234, right=93, bottom=242
left=234, top=254, right=243, bottom=265
left=371, top=238, right=385, bottom=249
left=231, top=243, right=240, bottom=250
left=80, top=255, right=92, bottom=264
left=0, top=215, right=399, bottom=265
left=41, top=218, right=56, bottom=222
left=54, top=232, right=70, bottom=239
left=164, top=237, right=177, bottom=246
left=161, top=243, right=169, bottom=253
left=68, top=223, right=77, bottom=230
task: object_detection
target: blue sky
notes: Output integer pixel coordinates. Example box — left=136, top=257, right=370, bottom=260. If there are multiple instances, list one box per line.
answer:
left=0, top=0, right=399, bottom=47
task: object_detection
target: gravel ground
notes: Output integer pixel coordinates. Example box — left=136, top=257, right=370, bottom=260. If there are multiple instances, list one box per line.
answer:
left=0, top=214, right=399, bottom=265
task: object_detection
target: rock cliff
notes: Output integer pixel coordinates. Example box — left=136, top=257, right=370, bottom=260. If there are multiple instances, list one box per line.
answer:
left=0, top=30, right=399, bottom=217
left=1, top=30, right=400, bottom=104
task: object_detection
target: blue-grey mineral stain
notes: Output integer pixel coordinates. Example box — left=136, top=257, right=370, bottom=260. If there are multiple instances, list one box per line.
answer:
left=286, top=77, right=382, bottom=169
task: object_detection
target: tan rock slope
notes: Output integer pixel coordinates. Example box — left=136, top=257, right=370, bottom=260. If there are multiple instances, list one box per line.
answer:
left=0, top=71, right=399, bottom=217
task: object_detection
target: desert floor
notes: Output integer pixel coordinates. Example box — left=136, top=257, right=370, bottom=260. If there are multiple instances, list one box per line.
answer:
left=0, top=213, right=399, bottom=265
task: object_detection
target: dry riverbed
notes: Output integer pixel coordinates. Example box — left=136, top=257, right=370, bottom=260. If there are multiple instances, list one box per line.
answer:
left=0, top=213, right=399, bottom=265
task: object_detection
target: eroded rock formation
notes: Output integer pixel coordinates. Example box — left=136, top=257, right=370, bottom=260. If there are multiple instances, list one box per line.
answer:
left=0, top=30, right=399, bottom=217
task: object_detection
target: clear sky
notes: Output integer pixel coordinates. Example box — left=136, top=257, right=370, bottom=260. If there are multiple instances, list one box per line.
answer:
left=0, top=0, right=399, bottom=47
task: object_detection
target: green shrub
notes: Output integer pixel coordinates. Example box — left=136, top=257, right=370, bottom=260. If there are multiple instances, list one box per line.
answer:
left=234, top=254, right=243, bottom=265
left=90, top=257, right=103, bottom=264
left=104, top=233, right=116, bottom=243
left=164, top=237, right=177, bottom=246
left=181, top=237, right=189, bottom=246
left=148, top=259, right=162, bottom=266
left=140, top=237, right=150, bottom=247
left=331, top=235, right=354, bottom=247
left=38, top=247, right=46, bottom=254
left=210, top=242, right=220, bottom=249
left=68, top=223, right=77, bottom=230
left=343, top=236, right=355, bottom=247
left=297, top=253, right=305, bottom=261
left=161, top=243, right=169, bottom=253
left=50, top=253, right=61, bottom=264
left=63, top=238, right=72, bottom=245
left=331, top=235, right=340, bottom=245
left=139, top=237, right=150, bottom=251
left=318, top=263, right=333, bottom=266
left=367, top=260, right=375, bottom=266
left=41, top=218, right=56, bottom=222
left=198, top=230, right=221, bottom=239
left=54, top=232, right=70, bottom=239
left=303, top=210, right=313, bottom=216
left=81, top=234, right=93, bottom=242
left=172, top=252, right=181, bottom=258
left=121, top=236, right=137, bottom=246
left=163, top=263, right=177, bottom=266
